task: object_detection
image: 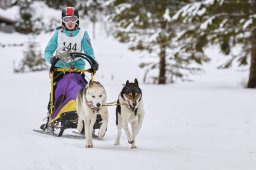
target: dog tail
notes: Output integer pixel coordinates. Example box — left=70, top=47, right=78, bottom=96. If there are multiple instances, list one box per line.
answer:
left=116, top=99, right=121, bottom=125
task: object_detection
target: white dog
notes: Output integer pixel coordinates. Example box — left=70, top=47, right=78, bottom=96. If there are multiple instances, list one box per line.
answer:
left=114, top=79, right=145, bottom=149
left=76, top=81, right=108, bottom=148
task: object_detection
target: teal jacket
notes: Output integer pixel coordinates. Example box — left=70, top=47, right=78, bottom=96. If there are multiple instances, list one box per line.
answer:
left=44, top=26, right=95, bottom=69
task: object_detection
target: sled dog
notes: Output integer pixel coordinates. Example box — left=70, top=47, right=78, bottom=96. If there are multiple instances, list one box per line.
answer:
left=114, top=79, right=145, bottom=148
left=76, top=81, right=108, bottom=148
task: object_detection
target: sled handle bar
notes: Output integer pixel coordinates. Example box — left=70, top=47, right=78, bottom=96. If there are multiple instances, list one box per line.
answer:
left=50, top=52, right=98, bottom=74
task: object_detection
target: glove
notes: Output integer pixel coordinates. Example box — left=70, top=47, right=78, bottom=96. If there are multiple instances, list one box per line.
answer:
left=50, top=56, right=58, bottom=65
left=92, top=60, right=99, bottom=73
left=57, top=51, right=70, bottom=62
left=55, top=47, right=71, bottom=62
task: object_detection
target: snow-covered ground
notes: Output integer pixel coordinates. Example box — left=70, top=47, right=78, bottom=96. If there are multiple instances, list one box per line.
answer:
left=0, top=6, right=256, bottom=170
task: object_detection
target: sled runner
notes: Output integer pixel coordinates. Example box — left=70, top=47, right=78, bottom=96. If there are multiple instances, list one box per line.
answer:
left=36, top=51, right=102, bottom=137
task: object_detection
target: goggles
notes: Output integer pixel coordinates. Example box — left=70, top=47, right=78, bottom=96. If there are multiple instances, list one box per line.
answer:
left=62, top=16, right=78, bottom=24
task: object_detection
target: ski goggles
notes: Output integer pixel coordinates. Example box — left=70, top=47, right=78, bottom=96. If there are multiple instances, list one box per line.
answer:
left=62, top=16, right=78, bottom=24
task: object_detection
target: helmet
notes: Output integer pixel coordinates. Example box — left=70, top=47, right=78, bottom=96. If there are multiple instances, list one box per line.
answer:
left=61, top=7, right=79, bottom=28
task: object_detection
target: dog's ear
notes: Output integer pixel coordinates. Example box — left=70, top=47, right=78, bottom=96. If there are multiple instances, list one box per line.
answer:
left=134, top=78, right=139, bottom=86
left=126, top=80, right=129, bottom=86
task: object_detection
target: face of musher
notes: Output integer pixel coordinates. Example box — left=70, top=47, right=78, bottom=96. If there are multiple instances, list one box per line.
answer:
left=63, top=16, right=78, bottom=30
left=62, top=7, right=78, bottom=30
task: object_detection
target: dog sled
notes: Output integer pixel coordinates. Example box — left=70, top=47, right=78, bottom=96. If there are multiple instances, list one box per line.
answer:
left=35, top=50, right=102, bottom=137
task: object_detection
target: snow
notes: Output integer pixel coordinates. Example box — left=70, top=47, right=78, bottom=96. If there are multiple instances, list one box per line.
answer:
left=163, top=9, right=171, bottom=22
left=0, top=6, right=19, bottom=21
left=113, top=3, right=132, bottom=16
left=172, top=2, right=202, bottom=22
left=243, top=18, right=253, bottom=30
left=200, top=16, right=215, bottom=30
left=0, top=3, right=256, bottom=170
left=30, top=2, right=60, bottom=24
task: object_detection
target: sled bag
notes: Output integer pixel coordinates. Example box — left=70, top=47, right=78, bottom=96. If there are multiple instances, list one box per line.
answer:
left=51, top=73, right=87, bottom=121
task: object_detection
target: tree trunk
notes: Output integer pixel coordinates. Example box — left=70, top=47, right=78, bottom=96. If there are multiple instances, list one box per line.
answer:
left=158, top=11, right=167, bottom=84
left=92, top=21, right=96, bottom=39
left=158, top=0, right=168, bottom=84
left=158, top=44, right=166, bottom=84
left=248, top=29, right=256, bottom=88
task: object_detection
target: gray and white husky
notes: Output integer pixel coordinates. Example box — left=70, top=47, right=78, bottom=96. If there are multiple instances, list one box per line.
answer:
left=76, top=81, right=108, bottom=148
left=114, top=79, right=145, bottom=149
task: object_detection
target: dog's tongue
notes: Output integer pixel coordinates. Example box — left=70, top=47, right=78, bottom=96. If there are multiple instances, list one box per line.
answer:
left=127, top=100, right=135, bottom=111
left=94, top=107, right=100, bottom=112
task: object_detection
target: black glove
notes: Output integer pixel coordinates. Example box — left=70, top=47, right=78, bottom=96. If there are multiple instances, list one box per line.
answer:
left=50, top=56, right=58, bottom=65
left=49, top=56, right=60, bottom=73
left=92, top=60, right=99, bottom=73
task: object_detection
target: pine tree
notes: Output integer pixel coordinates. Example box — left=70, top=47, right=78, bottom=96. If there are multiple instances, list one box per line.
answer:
left=14, top=37, right=48, bottom=73
left=109, top=0, right=204, bottom=84
left=16, top=0, right=33, bottom=34
left=78, top=0, right=105, bottom=39
left=174, top=0, right=256, bottom=88
left=46, top=0, right=77, bottom=9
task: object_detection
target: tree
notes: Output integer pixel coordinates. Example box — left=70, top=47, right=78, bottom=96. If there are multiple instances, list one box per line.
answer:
left=14, top=37, right=48, bottom=73
left=174, top=0, right=256, bottom=88
left=16, top=0, right=33, bottom=34
left=109, top=0, right=205, bottom=84
left=77, top=0, right=105, bottom=39
left=45, top=0, right=77, bottom=9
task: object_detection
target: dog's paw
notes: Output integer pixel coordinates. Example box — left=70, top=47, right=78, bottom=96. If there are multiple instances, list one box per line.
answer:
left=98, top=129, right=106, bottom=139
left=114, top=142, right=120, bottom=146
left=128, top=139, right=134, bottom=144
left=85, top=141, right=93, bottom=148
left=131, top=146, right=137, bottom=149
left=85, top=144, right=93, bottom=148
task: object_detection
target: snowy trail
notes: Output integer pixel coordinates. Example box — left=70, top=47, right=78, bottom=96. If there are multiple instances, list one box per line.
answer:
left=0, top=32, right=256, bottom=170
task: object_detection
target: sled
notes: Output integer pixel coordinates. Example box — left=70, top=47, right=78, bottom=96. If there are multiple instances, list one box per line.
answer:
left=37, top=51, right=101, bottom=137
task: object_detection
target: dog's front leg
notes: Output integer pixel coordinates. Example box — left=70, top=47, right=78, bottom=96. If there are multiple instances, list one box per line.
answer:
left=114, top=113, right=122, bottom=145
left=114, top=123, right=122, bottom=145
left=134, top=113, right=144, bottom=137
left=88, top=116, right=96, bottom=148
left=76, top=101, right=84, bottom=134
left=84, top=119, right=93, bottom=148
left=130, top=121, right=138, bottom=149
left=122, top=120, right=134, bottom=144
left=98, top=110, right=108, bottom=139
left=77, top=116, right=84, bottom=134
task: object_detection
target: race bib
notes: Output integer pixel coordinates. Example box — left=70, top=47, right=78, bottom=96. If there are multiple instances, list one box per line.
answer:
left=57, top=29, right=84, bottom=53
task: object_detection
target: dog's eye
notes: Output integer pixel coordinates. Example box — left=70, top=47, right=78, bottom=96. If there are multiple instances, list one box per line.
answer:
left=135, top=93, right=140, bottom=98
left=92, top=96, right=95, bottom=98
left=99, top=95, right=102, bottom=98
left=126, top=93, right=133, bottom=99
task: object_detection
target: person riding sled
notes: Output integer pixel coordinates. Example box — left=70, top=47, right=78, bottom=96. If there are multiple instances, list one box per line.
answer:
left=40, top=7, right=100, bottom=135
left=45, top=6, right=97, bottom=70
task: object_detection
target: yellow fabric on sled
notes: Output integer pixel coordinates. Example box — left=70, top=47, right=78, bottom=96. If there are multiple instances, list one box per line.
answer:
left=50, top=100, right=76, bottom=123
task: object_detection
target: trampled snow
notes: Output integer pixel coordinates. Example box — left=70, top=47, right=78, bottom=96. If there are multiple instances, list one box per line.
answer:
left=0, top=5, right=256, bottom=170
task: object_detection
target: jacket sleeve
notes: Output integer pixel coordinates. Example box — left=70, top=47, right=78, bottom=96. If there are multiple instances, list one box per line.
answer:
left=44, top=30, right=58, bottom=64
left=82, top=31, right=95, bottom=59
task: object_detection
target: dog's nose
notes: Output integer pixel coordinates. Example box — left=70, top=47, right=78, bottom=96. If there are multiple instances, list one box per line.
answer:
left=96, top=103, right=101, bottom=107
left=133, top=102, right=136, bottom=107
